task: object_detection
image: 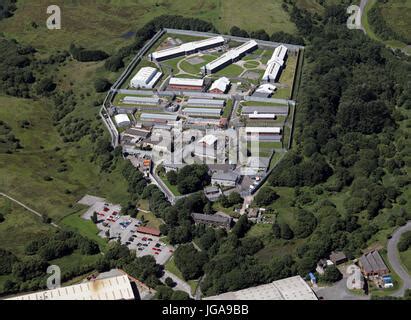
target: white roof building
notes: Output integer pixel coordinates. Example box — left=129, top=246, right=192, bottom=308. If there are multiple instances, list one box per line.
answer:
left=6, top=275, right=135, bottom=300
left=262, top=45, right=288, bottom=83
left=209, top=77, right=230, bottom=93
left=255, top=83, right=277, bottom=94
left=169, top=77, right=204, bottom=88
left=198, top=134, right=218, bottom=146
left=186, top=98, right=226, bottom=108
left=149, top=36, right=225, bottom=61
left=245, top=127, right=282, bottom=134
left=184, top=107, right=222, bottom=117
left=114, top=114, right=131, bottom=127
left=204, top=276, right=317, bottom=300
left=130, top=67, right=162, bottom=89
left=203, top=40, right=258, bottom=74
left=122, top=96, right=160, bottom=105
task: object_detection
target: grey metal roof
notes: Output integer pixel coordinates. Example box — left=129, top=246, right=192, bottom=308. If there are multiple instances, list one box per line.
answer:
left=140, top=113, right=178, bottom=121
left=192, top=212, right=231, bottom=224
left=360, top=250, right=388, bottom=273
left=212, top=170, right=239, bottom=182
left=187, top=98, right=226, bottom=107
left=184, top=107, right=222, bottom=115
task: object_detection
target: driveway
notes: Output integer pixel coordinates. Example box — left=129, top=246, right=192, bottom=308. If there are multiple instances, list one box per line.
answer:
left=314, top=277, right=369, bottom=300
left=161, top=270, right=194, bottom=298
left=387, top=221, right=411, bottom=297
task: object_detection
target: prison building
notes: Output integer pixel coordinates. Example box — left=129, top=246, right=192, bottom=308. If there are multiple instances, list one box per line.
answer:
left=192, top=212, right=232, bottom=230
left=262, top=45, right=288, bottom=83
left=183, top=107, right=222, bottom=118
left=168, top=77, right=205, bottom=91
left=130, top=67, right=162, bottom=89
left=149, top=36, right=225, bottom=61
left=114, top=114, right=131, bottom=128
left=209, top=77, right=230, bottom=94
left=241, top=106, right=289, bottom=116
left=245, top=127, right=282, bottom=141
left=140, top=113, right=178, bottom=125
left=186, top=98, right=226, bottom=108
left=202, top=40, right=258, bottom=74
left=254, top=83, right=277, bottom=98
left=122, top=96, right=161, bottom=106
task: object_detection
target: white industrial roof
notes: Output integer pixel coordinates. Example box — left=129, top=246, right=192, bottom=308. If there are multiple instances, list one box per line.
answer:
left=209, top=77, right=230, bottom=92
left=169, top=77, right=204, bottom=87
left=205, top=40, right=258, bottom=71
left=114, top=114, right=130, bottom=125
left=131, top=67, right=157, bottom=84
left=151, top=36, right=224, bottom=60
left=6, top=275, right=135, bottom=300
left=248, top=113, right=276, bottom=119
left=245, top=127, right=281, bottom=134
left=256, top=83, right=277, bottom=94
left=204, top=276, right=317, bottom=300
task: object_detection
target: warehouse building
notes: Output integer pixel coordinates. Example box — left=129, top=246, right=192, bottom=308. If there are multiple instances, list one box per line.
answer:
left=114, top=114, right=131, bottom=128
left=209, top=77, right=231, bottom=94
left=183, top=107, right=222, bottom=118
left=130, top=67, right=162, bottom=89
left=168, top=77, right=205, bottom=91
left=122, top=96, right=161, bottom=106
left=202, top=40, right=258, bottom=74
left=149, top=36, right=225, bottom=61
left=186, top=98, right=226, bottom=108
left=204, top=275, right=317, bottom=300
left=6, top=274, right=135, bottom=300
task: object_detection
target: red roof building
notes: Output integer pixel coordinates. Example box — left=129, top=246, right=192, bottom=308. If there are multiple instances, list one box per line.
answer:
left=136, top=226, right=161, bottom=237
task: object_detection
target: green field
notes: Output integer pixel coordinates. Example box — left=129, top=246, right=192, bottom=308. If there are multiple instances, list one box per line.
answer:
left=61, top=208, right=108, bottom=251
left=362, top=0, right=411, bottom=50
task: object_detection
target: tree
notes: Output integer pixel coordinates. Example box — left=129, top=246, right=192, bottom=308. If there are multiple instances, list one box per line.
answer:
left=165, top=277, right=175, bottom=287
left=171, top=290, right=191, bottom=300
left=280, top=223, right=294, bottom=240
left=272, top=223, right=281, bottom=239
left=321, top=265, right=342, bottom=283
left=91, top=211, right=98, bottom=224
left=293, top=210, right=317, bottom=238
left=230, top=26, right=249, bottom=38
left=254, top=187, right=278, bottom=206
left=250, top=29, right=269, bottom=41
left=94, top=78, right=112, bottom=93
left=0, top=213, right=4, bottom=223
left=174, top=244, right=208, bottom=280
left=232, top=215, right=251, bottom=238
left=104, top=55, right=124, bottom=72
left=166, top=170, right=178, bottom=185
left=228, top=192, right=243, bottom=206
left=35, top=78, right=56, bottom=95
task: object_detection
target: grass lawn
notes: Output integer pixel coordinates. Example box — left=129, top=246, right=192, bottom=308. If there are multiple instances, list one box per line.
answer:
left=243, top=61, right=260, bottom=69
left=165, top=257, right=184, bottom=280
left=136, top=211, right=163, bottom=230
left=212, top=202, right=241, bottom=218
left=179, top=54, right=218, bottom=76
left=213, top=63, right=244, bottom=78
left=158, top=172, right=182, bottom=196
left=241, top=101, right=287, bottom=107
left=61, top=208, right=108, bottom=251
left=399, top=248, right=411, bottom=274
left=222, top=100, right=234, bottom=118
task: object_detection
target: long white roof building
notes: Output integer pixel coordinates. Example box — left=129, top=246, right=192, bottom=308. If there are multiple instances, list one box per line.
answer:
left=184, top=107, right=222, bottom=117
left=6, top=275, right=135, bottom=300
left=169, top=77, right=204, bottom=88
left=149, top=36, right=225, bottom=61
left=204, top=276, right=317, bottom=300
left=203, top=40, right=258, bottom=74
left=209, top=77, right=230, bottom=93
left=186, top=98, right=226, bottom=108
left=262, top=45, right=288, bottom=83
